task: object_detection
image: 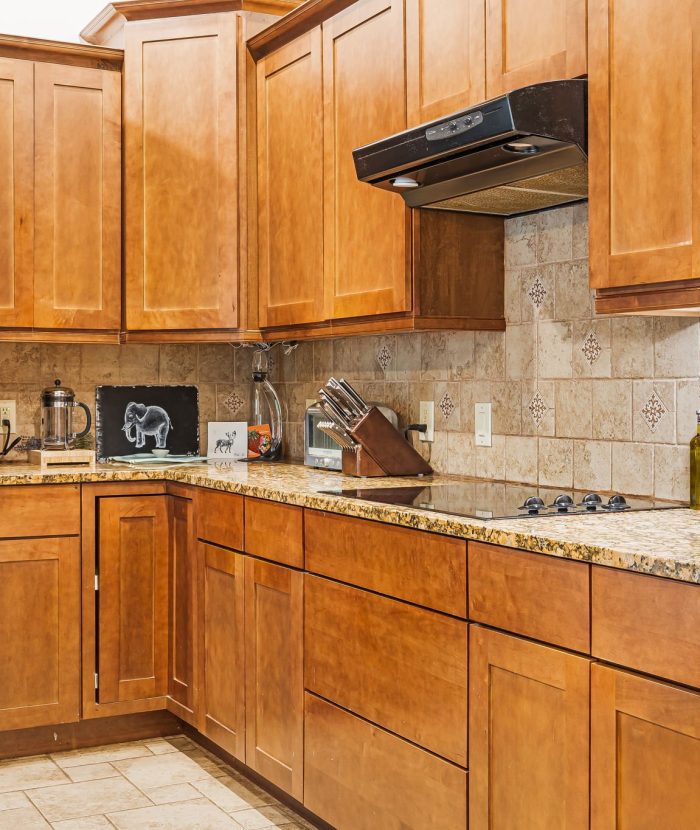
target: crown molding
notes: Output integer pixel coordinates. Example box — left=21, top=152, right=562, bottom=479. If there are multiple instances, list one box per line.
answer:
left=247, top=0, right=354, bottom=59
left=0, top=33, right=123, bottom=68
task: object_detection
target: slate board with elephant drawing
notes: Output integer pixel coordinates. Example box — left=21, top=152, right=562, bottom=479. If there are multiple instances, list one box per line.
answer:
left=96, top=385, right=200, bottom=462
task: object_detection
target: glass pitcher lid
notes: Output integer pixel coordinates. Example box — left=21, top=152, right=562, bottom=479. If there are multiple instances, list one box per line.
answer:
left=42, top=379, right=75, bottom=404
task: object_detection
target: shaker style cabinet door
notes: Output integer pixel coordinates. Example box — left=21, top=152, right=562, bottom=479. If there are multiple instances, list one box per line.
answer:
left=257, top=29, right=325, bottom=329
left=591, top=664, right=700, bottom=829
left=589, top=0, right=700, bottom=290
left=485, top=0, right=586, bottom=97
left=322, top=0, right=410, bottom=321
left=97, top=496, right=170, bottom=705
left=0, top=57, right=33, bottom=328
left=469, top=626, right=590, bottom=829
left=406, top=0, right=485, bottom=127
left=198, top=542, right=246, bottom=761
left=0, top=537, right=80, bottom=730
left=124, top=14, right=239, bottom=331
left=33, top=62, right=121, bottom=331
left=245, top=558, right=304, bottom=800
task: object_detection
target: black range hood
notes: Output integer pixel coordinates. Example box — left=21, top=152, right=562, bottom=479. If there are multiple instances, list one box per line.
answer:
left=353, top=79, right=587, bottom=217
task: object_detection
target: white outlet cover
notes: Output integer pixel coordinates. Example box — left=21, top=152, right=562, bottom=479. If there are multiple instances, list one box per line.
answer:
left=475, top=402, right=492, bottom=447
left=0, top=400, right=17, bottom=435
left=419, top=400, right=434, bottom=442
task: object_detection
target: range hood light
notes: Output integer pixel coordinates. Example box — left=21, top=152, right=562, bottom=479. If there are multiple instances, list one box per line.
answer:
left=391, top=176, right=420, bottom=189
left=503, top=142, right=540, bottom=154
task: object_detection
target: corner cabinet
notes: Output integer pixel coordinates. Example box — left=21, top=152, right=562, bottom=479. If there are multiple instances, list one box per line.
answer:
left=0, top=42, right=122, bottom=341
left=589, top=0, right=700, bottom=314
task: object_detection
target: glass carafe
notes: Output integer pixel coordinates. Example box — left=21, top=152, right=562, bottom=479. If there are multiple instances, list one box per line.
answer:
left=249, top=351, right=282, bottom=460
left=41, top=379, right=92, bottom=450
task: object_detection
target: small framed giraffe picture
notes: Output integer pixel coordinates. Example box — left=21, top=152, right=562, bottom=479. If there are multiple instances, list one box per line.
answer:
left=207, top=421, right=248, bottom=460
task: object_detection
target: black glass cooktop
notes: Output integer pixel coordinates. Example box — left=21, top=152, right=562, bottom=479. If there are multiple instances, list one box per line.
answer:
left=319, top=482, right=682, bottom=520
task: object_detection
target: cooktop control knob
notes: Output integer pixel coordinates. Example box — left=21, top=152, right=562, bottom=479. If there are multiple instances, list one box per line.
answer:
left=519, top=496, right=545, bottom=514
left=551, top=494, right=574, bottom=512
left=605, top=494, right=630, bottom=511
left=580, top=492, right=603, bottom=510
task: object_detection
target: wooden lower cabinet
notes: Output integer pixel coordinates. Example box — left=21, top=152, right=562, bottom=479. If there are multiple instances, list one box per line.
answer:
left=0, top=537, right=80, bottom=730
left=591, top=664, right=700, bottom=829
left=97, top=496, right=169, bottom=706
left=245, top=558, right=303, bottom=799
left=198, top=542, right=246, bottom=760
left=168, top=493, right=197, bottom=725
left=469, top=625, right=590, bottom=829
left=304, top=693, right=467, bottom=830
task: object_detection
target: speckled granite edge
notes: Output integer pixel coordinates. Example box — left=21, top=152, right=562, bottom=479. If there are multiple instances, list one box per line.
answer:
left=1, top=461, right=699, bottom=585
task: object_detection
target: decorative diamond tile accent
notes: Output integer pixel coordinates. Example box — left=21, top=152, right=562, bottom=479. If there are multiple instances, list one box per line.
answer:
left=223, top=391, right=244, bottom=415
left=376, top=343, right=393, bottom=372
left=527, top=276, right=547, bottom=309
left=581, top=331, right=602, bottom=365
left=641, top=390, right=668, bottom=433
left=438, top=391, right=455, bottom=421
left=528, top=390, right=547, bottom=426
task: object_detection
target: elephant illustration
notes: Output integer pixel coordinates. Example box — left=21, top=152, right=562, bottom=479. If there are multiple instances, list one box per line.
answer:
left=122, top=402, right=172, bottom=449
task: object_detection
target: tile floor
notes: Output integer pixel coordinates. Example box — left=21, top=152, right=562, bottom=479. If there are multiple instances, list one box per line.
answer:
left=0, top=735, right=315, bottom=829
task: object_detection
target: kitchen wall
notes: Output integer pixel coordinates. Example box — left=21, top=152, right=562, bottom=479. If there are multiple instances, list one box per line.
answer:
left=0, top=342, right=258, bottom=457
left=277, top=205, right=700, bottom=501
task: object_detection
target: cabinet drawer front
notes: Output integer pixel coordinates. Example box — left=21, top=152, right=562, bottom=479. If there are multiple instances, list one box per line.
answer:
left=304, top=693, right=467, bottom=830
left=469, top=542, right=590, bottom=652
left=0, top=485, right=80, bottom=538
left=244, top=498, right=303, bottom=568
left=592, top=567, right=700, bottom=688
left=305, top=576, right=467, bottom=765
left=305, top=510, right=467, bottom=616
left=195, top=488, right=244, bottom=551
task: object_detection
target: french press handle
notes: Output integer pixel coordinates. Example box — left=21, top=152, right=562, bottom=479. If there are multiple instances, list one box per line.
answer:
left=72, top=402, right=92, bottom=441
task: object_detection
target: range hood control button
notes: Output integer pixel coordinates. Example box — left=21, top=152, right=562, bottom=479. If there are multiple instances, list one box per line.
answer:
left=426, top=111, right=483, bottom=142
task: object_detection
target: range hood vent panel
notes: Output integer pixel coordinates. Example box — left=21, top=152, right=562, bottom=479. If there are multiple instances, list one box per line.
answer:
left=353, top=80, right=588, bottom=217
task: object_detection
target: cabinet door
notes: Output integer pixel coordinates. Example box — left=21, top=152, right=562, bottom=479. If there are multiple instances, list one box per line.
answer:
left=485, top=0, right=586, bottom=97
left=592, top=665, right=700, bottom=829
left=470, top=626, right=590, bottom=829
left=199, top=542, right=245, bottom=760
left=323, top=0, right=410, bottom=321
left=0, top=57, right=33, bottom=328
left=589, top=0, right=700, bottom=289
left=33, top=62, right=121, bottom=331
left=406, top=0, right=485, bottom=126
left=124, top=14, right=239, bottom=331
left=245, top=558, right=303, bottom=799
left=98, top=496, right=169, bottom=704
left=168, top=495, right=197, bottom=724
left=258, top=30, right=325, bottom=329
left=0, top=537, right=80, bottom=730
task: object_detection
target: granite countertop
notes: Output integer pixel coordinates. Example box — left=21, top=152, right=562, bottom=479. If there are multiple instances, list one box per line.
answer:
left=1, top=460, right=699, bottom=585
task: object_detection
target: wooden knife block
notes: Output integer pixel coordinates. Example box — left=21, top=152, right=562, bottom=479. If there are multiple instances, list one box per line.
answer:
left=342, top=407, right=433, bottom=477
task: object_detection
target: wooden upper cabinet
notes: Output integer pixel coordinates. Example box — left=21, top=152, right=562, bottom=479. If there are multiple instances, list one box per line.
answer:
left=470, top=625, right=590, bottom=829
left=34, top=62, right=121, bottom=331
left=257, top=29, right=324, bottom=329
left=589, top=0, right=700, bottom=298
left=591, top=665, right=700, bottom=829
left=485, top=0, right=586, bottom=97
left=0, top=57, right=33, bottom=328
left=98, top=495, right=170, bottom=706
left=406, top=0, right=485, bottom=126
left=323, top=0, right=410, bottom=321
left=0, top=537, right=80, bottom=731
left=124, top=14, right=239, bottom=332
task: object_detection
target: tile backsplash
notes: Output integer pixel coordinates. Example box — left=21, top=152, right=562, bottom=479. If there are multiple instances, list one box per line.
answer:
left=278, top=205, right=700, bottom=501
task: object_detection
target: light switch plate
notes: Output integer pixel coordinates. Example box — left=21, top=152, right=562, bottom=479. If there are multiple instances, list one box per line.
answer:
left=475, top=402, right=492, bottom=447
left=419, top=400, right=434, bottom=442
left=0, top=400, right=17, bottom=435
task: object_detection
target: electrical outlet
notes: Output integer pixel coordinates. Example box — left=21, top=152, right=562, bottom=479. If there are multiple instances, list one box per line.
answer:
left=0, top=400, right=17, bottom=435
left=419, top=400, right=434, bottom=442
left=475, top=402, right=492, bottom=447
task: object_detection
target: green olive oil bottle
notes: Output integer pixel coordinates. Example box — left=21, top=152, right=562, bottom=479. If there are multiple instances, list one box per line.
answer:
left=691, top=410, right=700, bottom=508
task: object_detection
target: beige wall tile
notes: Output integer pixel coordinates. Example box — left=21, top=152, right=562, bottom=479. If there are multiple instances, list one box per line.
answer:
left=198, top=345, right=235, bottom=384
left=420, top=332, right=449, bottom=381
left=0, top=344, right=41, bottom=383
left=490, top=381, right=522, bottom=435
left=572, top=203, right=588, bottom=258
left=572, top=319, right=612, bottom=378
left=118, top=345, right=159, bottom=385
left=505, top=435, right=538, bottom=484
left=611, top=442, right=654, bottom=496
left=504, top=214, right=537, bottom=268
left=159, top=345, right=197, bottom=384
left=520, top=265, right=554, bottom=321
left=632, top=381, right=675, bottom=444
left=653, top=318, right=700, bottom=378
left=506, top=323, right=535, bottom=379
left=312, top=340, right=334, bottom=381
left=293, top=342, right=315, bottom=383
left=446, top=432, right=475, bottom=477
left=521, top=380, right=555, bottom=436
left=573, top=440, right=612, bottom=491
left=654, top=444, right=689, bottom=501
left=611, top=317, right=654, bottom=378
left=555, top=379, right=592, bottom=438
left=538, top=437, right=574, bottom=488
left=676, top=379, right=700, bottom=443
left=536, top=206, right=573, bottom=263
left=474, top=331, right=505, bottom=379
left=538, top=321, right=573, bottom=379
left=474, top=435, right=506, bottom=480
left=40, top=344, right=81, bottom=383
left=504, top=269, right=522, bottom=324
left=592, top=379, right=632, bottom=440
left=433, top=382, right=461, bottom=432
left=553, top=260, right=591, bottom=321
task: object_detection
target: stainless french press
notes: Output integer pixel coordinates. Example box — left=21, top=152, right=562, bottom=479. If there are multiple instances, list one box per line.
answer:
left=41, top=380, right=92, bottom=450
